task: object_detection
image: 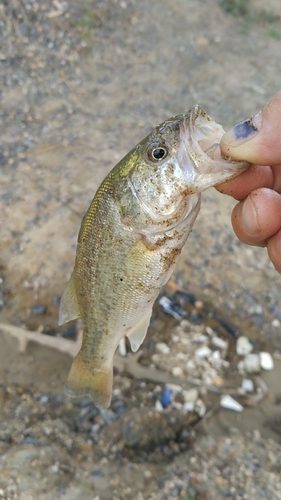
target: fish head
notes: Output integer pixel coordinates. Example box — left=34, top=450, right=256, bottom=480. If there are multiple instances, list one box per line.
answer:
left=118, top=106, right=250, bottom=229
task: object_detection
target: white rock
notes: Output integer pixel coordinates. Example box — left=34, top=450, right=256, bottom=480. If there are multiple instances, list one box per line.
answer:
left=212, top=350, right=221, bottom=361
left=241, top=378, right=254, bottom=393
left=194, top=399, right=206, bottom=417
left=155, top=342, right=170, bottom=355
left=182, top=388, right=198, bottom=403
left=212, top=336, right=228, bottom=349
left=206, top=326, right=215, bottom=336
left=192, top=334, right=208, bottom=343
left=272, top=318, right=281, bottom=328
left=172, top=366, right=183, bottom=377
left=220, top=395, right=244, bottom=412
left=260, top=352, right=274, bottom=370
left=237, top=360, right=246, bottom=375
left=151, top=354, right=160, bottom=364
left=244, top=353, right=261, bottom=373
left=167, top=384, right=182, bottom=394
left=183, top=401, right=195, bottom=413
left=186, top=360, right=196, bottom=370
left=236, top=336, right=253, bottom=356
left=195, top=346, right=212, bottom=358
left=155, top=400, right=163, bottom=412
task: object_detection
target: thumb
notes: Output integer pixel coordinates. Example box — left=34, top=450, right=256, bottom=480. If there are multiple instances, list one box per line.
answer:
left=220, top=90, right=281, bottom=166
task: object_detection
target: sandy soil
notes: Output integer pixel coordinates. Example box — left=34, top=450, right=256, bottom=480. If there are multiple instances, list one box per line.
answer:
left=1, top=0, right=281, bottom=498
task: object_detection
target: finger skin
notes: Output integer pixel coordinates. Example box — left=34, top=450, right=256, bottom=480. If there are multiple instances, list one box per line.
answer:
left=216, top=164, right=274, bottom=200
left=221, top=90, right=281, bottom=165
left=231, top=188, right=281, bottom=246
left=268, top=230, right=281, bottom=274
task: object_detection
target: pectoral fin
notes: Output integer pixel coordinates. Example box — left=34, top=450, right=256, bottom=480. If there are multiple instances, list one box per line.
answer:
left=58, top=272, right=80, bottom=325
left=126, top=310, right=152, bottom=352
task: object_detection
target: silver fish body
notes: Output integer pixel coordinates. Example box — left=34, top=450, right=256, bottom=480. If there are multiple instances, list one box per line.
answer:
left=59, top=106, right=249, bottom=408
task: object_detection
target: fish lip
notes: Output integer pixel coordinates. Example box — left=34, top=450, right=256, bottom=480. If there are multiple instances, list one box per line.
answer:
left=179, top=105, right=251, bottom=190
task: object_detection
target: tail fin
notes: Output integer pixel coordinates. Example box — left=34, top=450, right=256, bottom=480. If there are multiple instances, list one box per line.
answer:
left=64, top=351, right=113, bottom=409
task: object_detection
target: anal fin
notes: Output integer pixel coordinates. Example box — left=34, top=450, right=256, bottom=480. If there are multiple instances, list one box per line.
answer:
left=126, top=310, right=152, bottom=352
left=58, top=272, right=80, bottom=325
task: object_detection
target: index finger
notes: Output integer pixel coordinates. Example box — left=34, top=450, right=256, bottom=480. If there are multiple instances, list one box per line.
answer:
left=215, top=164, right=273, bottom=200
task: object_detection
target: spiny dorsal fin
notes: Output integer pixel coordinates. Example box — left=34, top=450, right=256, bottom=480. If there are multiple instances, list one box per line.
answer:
left=58, top=272, right=80, bottom=325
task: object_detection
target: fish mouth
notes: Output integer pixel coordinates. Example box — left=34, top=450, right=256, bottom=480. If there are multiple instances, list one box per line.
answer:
left=180, top=105, right=251, bottom=191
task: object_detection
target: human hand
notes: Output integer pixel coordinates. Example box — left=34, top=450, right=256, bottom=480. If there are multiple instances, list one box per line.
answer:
left=216, top=91, right=281, bottom=273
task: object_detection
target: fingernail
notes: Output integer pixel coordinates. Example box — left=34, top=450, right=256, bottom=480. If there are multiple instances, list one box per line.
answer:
left=240, top=196, right=259, bottom=235
left=223, top=112, right=261, bottom=145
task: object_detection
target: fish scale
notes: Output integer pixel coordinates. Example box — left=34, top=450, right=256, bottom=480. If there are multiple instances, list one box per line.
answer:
left=59, top=105, right=250, bottom=409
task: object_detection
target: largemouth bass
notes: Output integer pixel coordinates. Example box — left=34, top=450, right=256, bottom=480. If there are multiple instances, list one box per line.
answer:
left=59, top=106, right=249, bottom=409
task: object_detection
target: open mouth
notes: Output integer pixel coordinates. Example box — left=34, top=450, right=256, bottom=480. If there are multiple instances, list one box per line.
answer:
left=189, top=105, right=228, bottom=161
left=181, top=105, right=250, bottom=184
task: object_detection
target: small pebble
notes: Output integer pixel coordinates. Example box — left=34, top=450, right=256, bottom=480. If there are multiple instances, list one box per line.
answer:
left=243, top=353, right=261, bottom=373
left=236, top=336, right=253, bottom=356
left=172, top=366, right=183, bottom=377
left=182, top=389, right=198, bottom=403
left=206, top=326, right=215, bottom=336
left=91, top=424, right=100, bottom=435
left=49, top=461, right=59, bottom=473
left=183, top=401, right=195, bottom=413
left=39, top=395, right=49, bottom=405
left=155, top=342, right=170, bottom=355
left=192, top=334, right=208, bottom=343
left=220, top=395, right=244, bottom=412
left=272, top=318, right=281, bottom=328
left=194, top=399, right=206, bottom=417
left=167, top=384, right=182, bottom=394
left=155, top=400, right=163, bottom=412
left=237, top=360, right=246, bottom=375
left=186, top=359, right=196, bottom=370
left=212, top=336, right=228, bottom=349
left=241, top=379, right=254, bottom=393
left=31, top=304, right=46, bottom=315
left=144, top=469, right=152, bottom=479
left=260, top=352, right=274, bottom=371
left=211, top=376, right=224, bottom=387
left=195, top=346, right=212, bottom=358
left=212, top=350, right=221, bottom=361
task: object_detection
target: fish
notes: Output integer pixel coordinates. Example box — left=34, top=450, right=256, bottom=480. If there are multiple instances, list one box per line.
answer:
left=59, top=105, right=249, bottom=409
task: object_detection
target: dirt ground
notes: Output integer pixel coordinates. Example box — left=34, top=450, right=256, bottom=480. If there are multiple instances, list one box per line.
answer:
left=1, top=0, right=281, bottom=498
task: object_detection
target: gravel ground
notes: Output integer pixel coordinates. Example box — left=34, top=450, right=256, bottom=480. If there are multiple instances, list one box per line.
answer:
left=1, top=0, right=281, bottom=498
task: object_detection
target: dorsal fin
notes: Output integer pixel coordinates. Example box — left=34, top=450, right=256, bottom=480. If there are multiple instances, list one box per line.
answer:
left=58, top=272, right=80, bottom=325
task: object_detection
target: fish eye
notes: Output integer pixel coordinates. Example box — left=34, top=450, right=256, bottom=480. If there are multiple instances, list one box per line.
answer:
left=147, top=146, right=168, bottom=162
